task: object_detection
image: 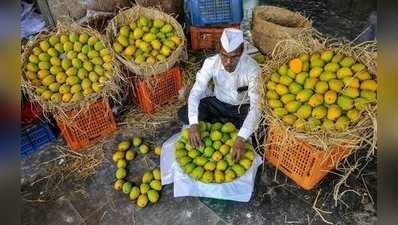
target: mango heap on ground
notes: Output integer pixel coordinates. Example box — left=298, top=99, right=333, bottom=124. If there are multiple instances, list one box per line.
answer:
left=25, top=32, right=113, bottom=103
left=112, top=138, right=163, bottom=208
left=112, top=17, right=182, bottom=65
left=115, top=167, right=162, bottom=208
left=175, top=121, right=256, bottom=184
left=112, top=136, right=153, bottom=170
left=266, top=50, right=377, bottom=132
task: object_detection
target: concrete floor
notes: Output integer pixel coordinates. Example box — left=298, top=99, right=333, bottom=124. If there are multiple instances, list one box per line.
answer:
left=21, top=118, right=377, bottom=225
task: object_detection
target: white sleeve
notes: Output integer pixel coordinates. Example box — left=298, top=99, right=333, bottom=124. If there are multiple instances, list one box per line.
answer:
left=188, top=59, right=213, bottom=125
left=238, top=68, right=261, bottom=140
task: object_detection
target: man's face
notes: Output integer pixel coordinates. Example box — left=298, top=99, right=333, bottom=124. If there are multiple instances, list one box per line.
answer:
left=219, top=44, right=243, bottom=73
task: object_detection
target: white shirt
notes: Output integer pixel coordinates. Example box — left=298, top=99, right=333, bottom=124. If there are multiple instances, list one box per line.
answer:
left=188, top=53, right=261, bottom=139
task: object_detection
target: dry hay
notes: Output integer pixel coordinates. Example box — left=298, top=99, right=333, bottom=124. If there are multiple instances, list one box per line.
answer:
left=22, top=139, right=109, bottom=202
left=259, top=29, right=377, bottom=207
left=181, top=50, right=205, bottom=90
left=57, top=144, right=107, bottom=179
left=21, top=20, right=124, bottom=125
left=119, top=98, right=186, bottom=135
left=105, top=5, right=187, bottom=77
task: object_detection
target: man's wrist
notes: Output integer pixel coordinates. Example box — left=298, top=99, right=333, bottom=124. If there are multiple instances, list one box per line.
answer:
left=236, top=136, right=246, bottom=143
left=190, top=124, right=199, bottom=129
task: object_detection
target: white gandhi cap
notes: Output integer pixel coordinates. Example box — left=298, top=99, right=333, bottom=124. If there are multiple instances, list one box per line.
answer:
left=220, top=28, right=244, bottom=53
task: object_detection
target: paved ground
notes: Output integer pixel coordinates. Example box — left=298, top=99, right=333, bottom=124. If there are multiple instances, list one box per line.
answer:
left=21, top=116, right=377, bottom=225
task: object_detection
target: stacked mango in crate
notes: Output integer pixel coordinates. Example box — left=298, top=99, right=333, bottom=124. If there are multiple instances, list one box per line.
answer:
left=22, top=23, right=118, bottom=151
left=107, top=6, right=186, bottom=114
left=264, top=48, right=377, bottom=190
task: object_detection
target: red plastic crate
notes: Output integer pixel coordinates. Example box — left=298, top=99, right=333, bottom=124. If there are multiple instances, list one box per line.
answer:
left=21, top=101, right=42, bottom=126
left=54, top=99, right=117, bottom=150
left=190, top=24, right=240, bottom=50
left=130, top=66, right=183, bottom=114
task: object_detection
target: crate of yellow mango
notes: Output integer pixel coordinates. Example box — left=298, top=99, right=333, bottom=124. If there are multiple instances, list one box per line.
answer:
left=260, top=34, right=377, bottom=190
left=21, top=21, right=121, bottom=150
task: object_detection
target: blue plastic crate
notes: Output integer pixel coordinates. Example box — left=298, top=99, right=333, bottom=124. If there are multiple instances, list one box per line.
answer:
left=21, top=122, right=57, bottom=158
left=188, top=0, right=243, bottom=26
left=21, top=132, right=34, bottom=157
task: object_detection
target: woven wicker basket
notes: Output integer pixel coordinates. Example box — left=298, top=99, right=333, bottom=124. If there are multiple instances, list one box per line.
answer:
left=251, top=5, right=311, bottom=55
left=21, top=21, right=120, bottom=114
left=106, top=6, right=187, bottom=77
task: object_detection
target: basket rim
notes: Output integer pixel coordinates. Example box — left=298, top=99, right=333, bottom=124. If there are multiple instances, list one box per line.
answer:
left=253, top=5, right=312, bottom=35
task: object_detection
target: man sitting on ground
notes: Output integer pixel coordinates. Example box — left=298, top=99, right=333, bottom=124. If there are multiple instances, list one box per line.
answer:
left=178, top=28, right=261, bottom=162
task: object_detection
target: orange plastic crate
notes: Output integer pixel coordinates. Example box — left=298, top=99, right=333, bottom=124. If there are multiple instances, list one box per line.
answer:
left=131, top=66, right=183, bottom=114
left=54, top=99, right=116, bottom=150
left=265, top=124, right=352, bottom=190
left=190, top=24, right=240, bottom=50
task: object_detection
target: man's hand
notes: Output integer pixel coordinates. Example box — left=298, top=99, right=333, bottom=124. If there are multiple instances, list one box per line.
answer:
left=232, top=136, right=246, bottom=162
left=189, top=124, right=202, bottom=148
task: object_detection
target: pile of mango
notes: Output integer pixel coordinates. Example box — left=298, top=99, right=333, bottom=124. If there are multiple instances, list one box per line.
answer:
left=113, top=137, right=162, bottom=208
left=24, top=32, right=113, bottom=103
left=175, top=121, right=255, bottom=183
left=112, top=17, right=182, bottom=65
left=266, top=50, right=377, bottom=132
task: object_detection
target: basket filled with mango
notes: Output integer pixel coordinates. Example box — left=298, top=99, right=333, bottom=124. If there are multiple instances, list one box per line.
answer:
left=260, top=39, right=377, bottom=189
left=106, top=6, right=186, bottom=77
left=21, top=21, right=121, bottom=111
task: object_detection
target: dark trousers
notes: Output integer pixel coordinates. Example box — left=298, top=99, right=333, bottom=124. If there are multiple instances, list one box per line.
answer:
left=178, top=96, right=266, bottom=149
left=177, top=96, right=250, bottom=129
